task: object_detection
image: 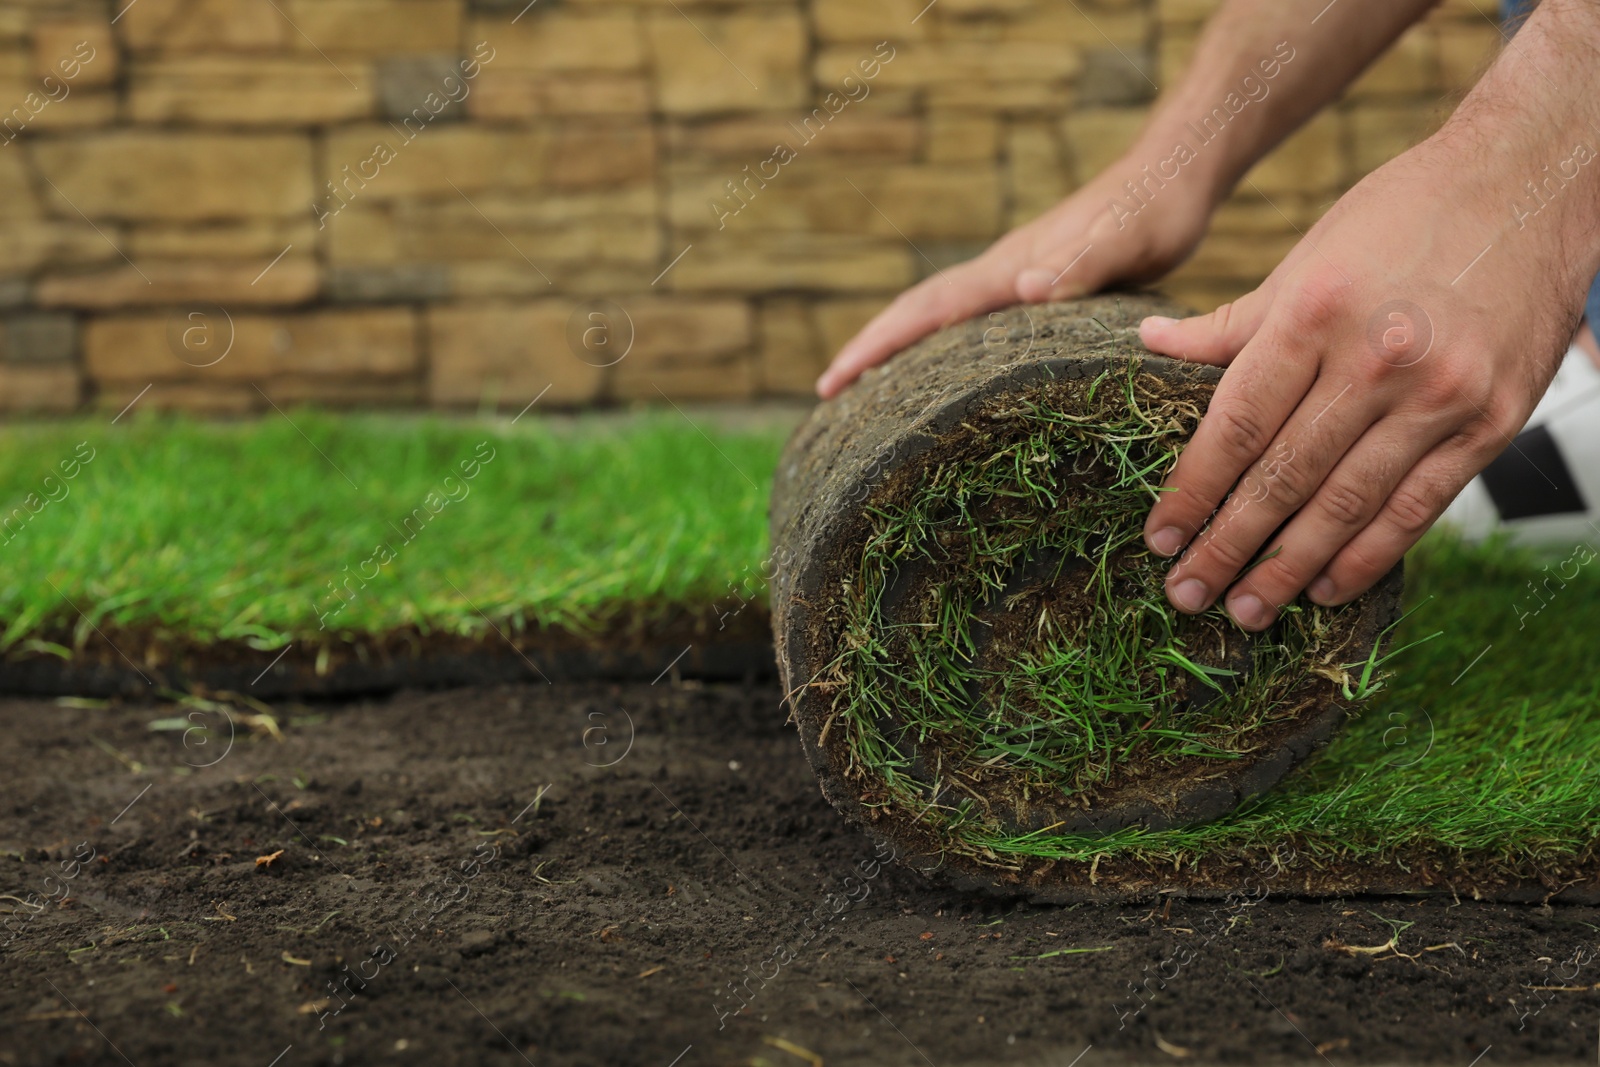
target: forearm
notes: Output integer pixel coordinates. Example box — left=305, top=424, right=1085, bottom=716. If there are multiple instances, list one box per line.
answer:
left=1131, top=0, right=1440, bottom=204
left=1433, top=0, right=1600, bottom=302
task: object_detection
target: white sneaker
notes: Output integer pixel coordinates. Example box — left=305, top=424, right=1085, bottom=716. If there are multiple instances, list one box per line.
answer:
left=1438, top=342, right=1600, bottom=547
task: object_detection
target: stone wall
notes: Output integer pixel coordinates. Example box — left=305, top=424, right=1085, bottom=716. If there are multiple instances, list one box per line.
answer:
left=0, top=0, right=1498, bottom=412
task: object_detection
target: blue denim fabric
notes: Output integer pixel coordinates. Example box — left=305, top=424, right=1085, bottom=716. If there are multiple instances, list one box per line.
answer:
left=1502, top=0, right=1600, bottom=329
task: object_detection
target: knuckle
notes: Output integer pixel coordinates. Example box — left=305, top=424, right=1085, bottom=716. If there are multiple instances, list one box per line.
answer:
left=1416, top=355, right=1487, bottom=411
left=1207, top=403, right=1273, bottom=462
left=1315, top=478, right=1371, bottom=529
left=1261, top=454, right=1315, bottom=504
left=1196, top=526, right=1257, bottom=574
left=1236, top=555, right=1301, bottom=601
left=1211, top=300, right=1239, bottom=341
left=1278, top=274, right=1347, bottom=337
left=1328, top=541, right=1389, bottom=590
left=1384, top=482, right=1441, bottom=537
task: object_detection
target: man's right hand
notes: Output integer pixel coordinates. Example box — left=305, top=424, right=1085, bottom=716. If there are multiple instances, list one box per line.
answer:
left=814, top=153, right=1216, bottom=399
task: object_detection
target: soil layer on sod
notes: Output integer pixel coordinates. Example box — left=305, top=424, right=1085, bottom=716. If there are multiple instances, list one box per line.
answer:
left=771, top=296, right=1406, bottom=899
left=4, top=682, right=1600, bottom=1067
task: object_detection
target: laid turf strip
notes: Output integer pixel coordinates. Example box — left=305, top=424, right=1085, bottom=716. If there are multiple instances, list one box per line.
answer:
left=0, top=413, right=776, bottom=648
left=0, top=394, right=1596, bottom=893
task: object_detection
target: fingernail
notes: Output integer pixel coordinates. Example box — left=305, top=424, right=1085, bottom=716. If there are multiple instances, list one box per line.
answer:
left=1148, top=526, right=1184, bottom=557
left=1170, top=578, right=1208, bottom=613
left=1228, top=593, right=1271, bottom=630
left=1141, top=316, right=1178, bottom=330
left=1308, top=576, right=1337, bottom=604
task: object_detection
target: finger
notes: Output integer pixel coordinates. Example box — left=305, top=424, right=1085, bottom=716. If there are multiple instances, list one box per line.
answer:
left=1143, top=329, right=1318, bottom=563
left=1305, top=431, right=1492, bottom=606
left=1015, top=255, right=1096, bottom=304
left=1138, top=292, right=1271, bottom=367
left=817, top=261, right=1013, bottom=398
left=1014, top=202, right=1125, bottom=303
left=1160, top=374, right=1375, bottom=617
left=1217, top=414, right=1452, bottom=630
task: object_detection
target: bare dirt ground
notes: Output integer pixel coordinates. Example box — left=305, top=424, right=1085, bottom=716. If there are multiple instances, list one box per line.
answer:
left=3, top=679, right=1599, bottom=1066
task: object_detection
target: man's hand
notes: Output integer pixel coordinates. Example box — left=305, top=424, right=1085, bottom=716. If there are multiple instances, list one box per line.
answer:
left=814, top=158, right=1213, bottom=398
left=1138, top=129, right=1590, bottom=629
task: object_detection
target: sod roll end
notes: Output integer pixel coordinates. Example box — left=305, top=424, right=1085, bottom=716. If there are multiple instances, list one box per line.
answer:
left=770, top=293, right=1404, bottom=898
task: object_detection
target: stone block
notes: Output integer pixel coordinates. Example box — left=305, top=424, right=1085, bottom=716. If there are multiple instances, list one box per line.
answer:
left=817, top=42, right=1078, bottom=88
left=1156, top=0, right=1221, bottom=24
left=1347, top=104, right=1445, bottom=178
left=1061, top=107, right=1145, bottom=183
left=926, top=113, right=998, bottom=163
left=37, top=257, right=320, bottom=310
left=321, top=123, right=651, bottom=202
left=327, top=264, right=452, bottom=303
left=1437, top=23, right=1497, bottom=89
left=647, top=11, right=808, bottom=114
left=128, top=220, right=317, bottom=260
left=427, top=301, right=604, bottom=407
left=281, top=1, right=463, bottom=57
left=376, top=55, right=471, bottom=123
left=0, top=219, right=122, bottom=272
left=1077, top=47, right=1156, bottom=106
left=1001, top=8, right=1146, bottom=46
left=669, top=233, right=912, bottom=292
left=1006, top=120, right=1070, bottom=226
left=1348, top=24, right=1438, bottom=98
left=0, top=363, right=79, bottom=411
left=95, top=380, right=257, bottom=415
left=672, top=164, right=1002, bottom=239
left=468, top=72, right=652, bottom=117
left=1168, top=228, right=1297, bottom=281
left=471, top=12, right=644, bottom=72
left=669, top=113, right=919, bottom=162
left=813, top=0, right=930, bottom=43
left=34, top=133, right=314, bottom=221
left=331, top=188, right=657, bottom=272
left=1242, top=110, right=1342, bottom=195
left=86, top=308, right=419, bottom=382
left=611, top=296, right=754, bottom=400
left=18, top=90, right=116, bottom=131
left=813, top=297, right=885, bottom=356
left=3, top=312, right=77, bottom=363
left=261, top=376, right=423, bottom=407
left=1157, top=29, right=1197, bottom=86
left=130, top=57, right=375, bottom=124
left=117, top=0, right=289, bottom=53
left=755, top=298, right=823, bottom=396
left=34, top=17, right=115, bottom=88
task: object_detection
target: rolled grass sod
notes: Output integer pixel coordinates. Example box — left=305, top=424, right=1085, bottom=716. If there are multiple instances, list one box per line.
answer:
left=769, top=296, right=1410, bottom=898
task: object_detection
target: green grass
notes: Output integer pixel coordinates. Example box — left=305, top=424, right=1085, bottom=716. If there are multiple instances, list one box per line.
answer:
left=0, top=411, right=778, bottom=649
left=1, top=406, right=1597, bottom=874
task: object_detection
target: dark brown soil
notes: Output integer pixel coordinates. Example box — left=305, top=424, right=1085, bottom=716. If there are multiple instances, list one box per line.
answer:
left=4, top=681, right=1599, bottom=1066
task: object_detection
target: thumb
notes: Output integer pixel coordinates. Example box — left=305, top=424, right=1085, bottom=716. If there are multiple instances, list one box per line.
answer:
left=1138, top=292, right=1269, bottom=367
